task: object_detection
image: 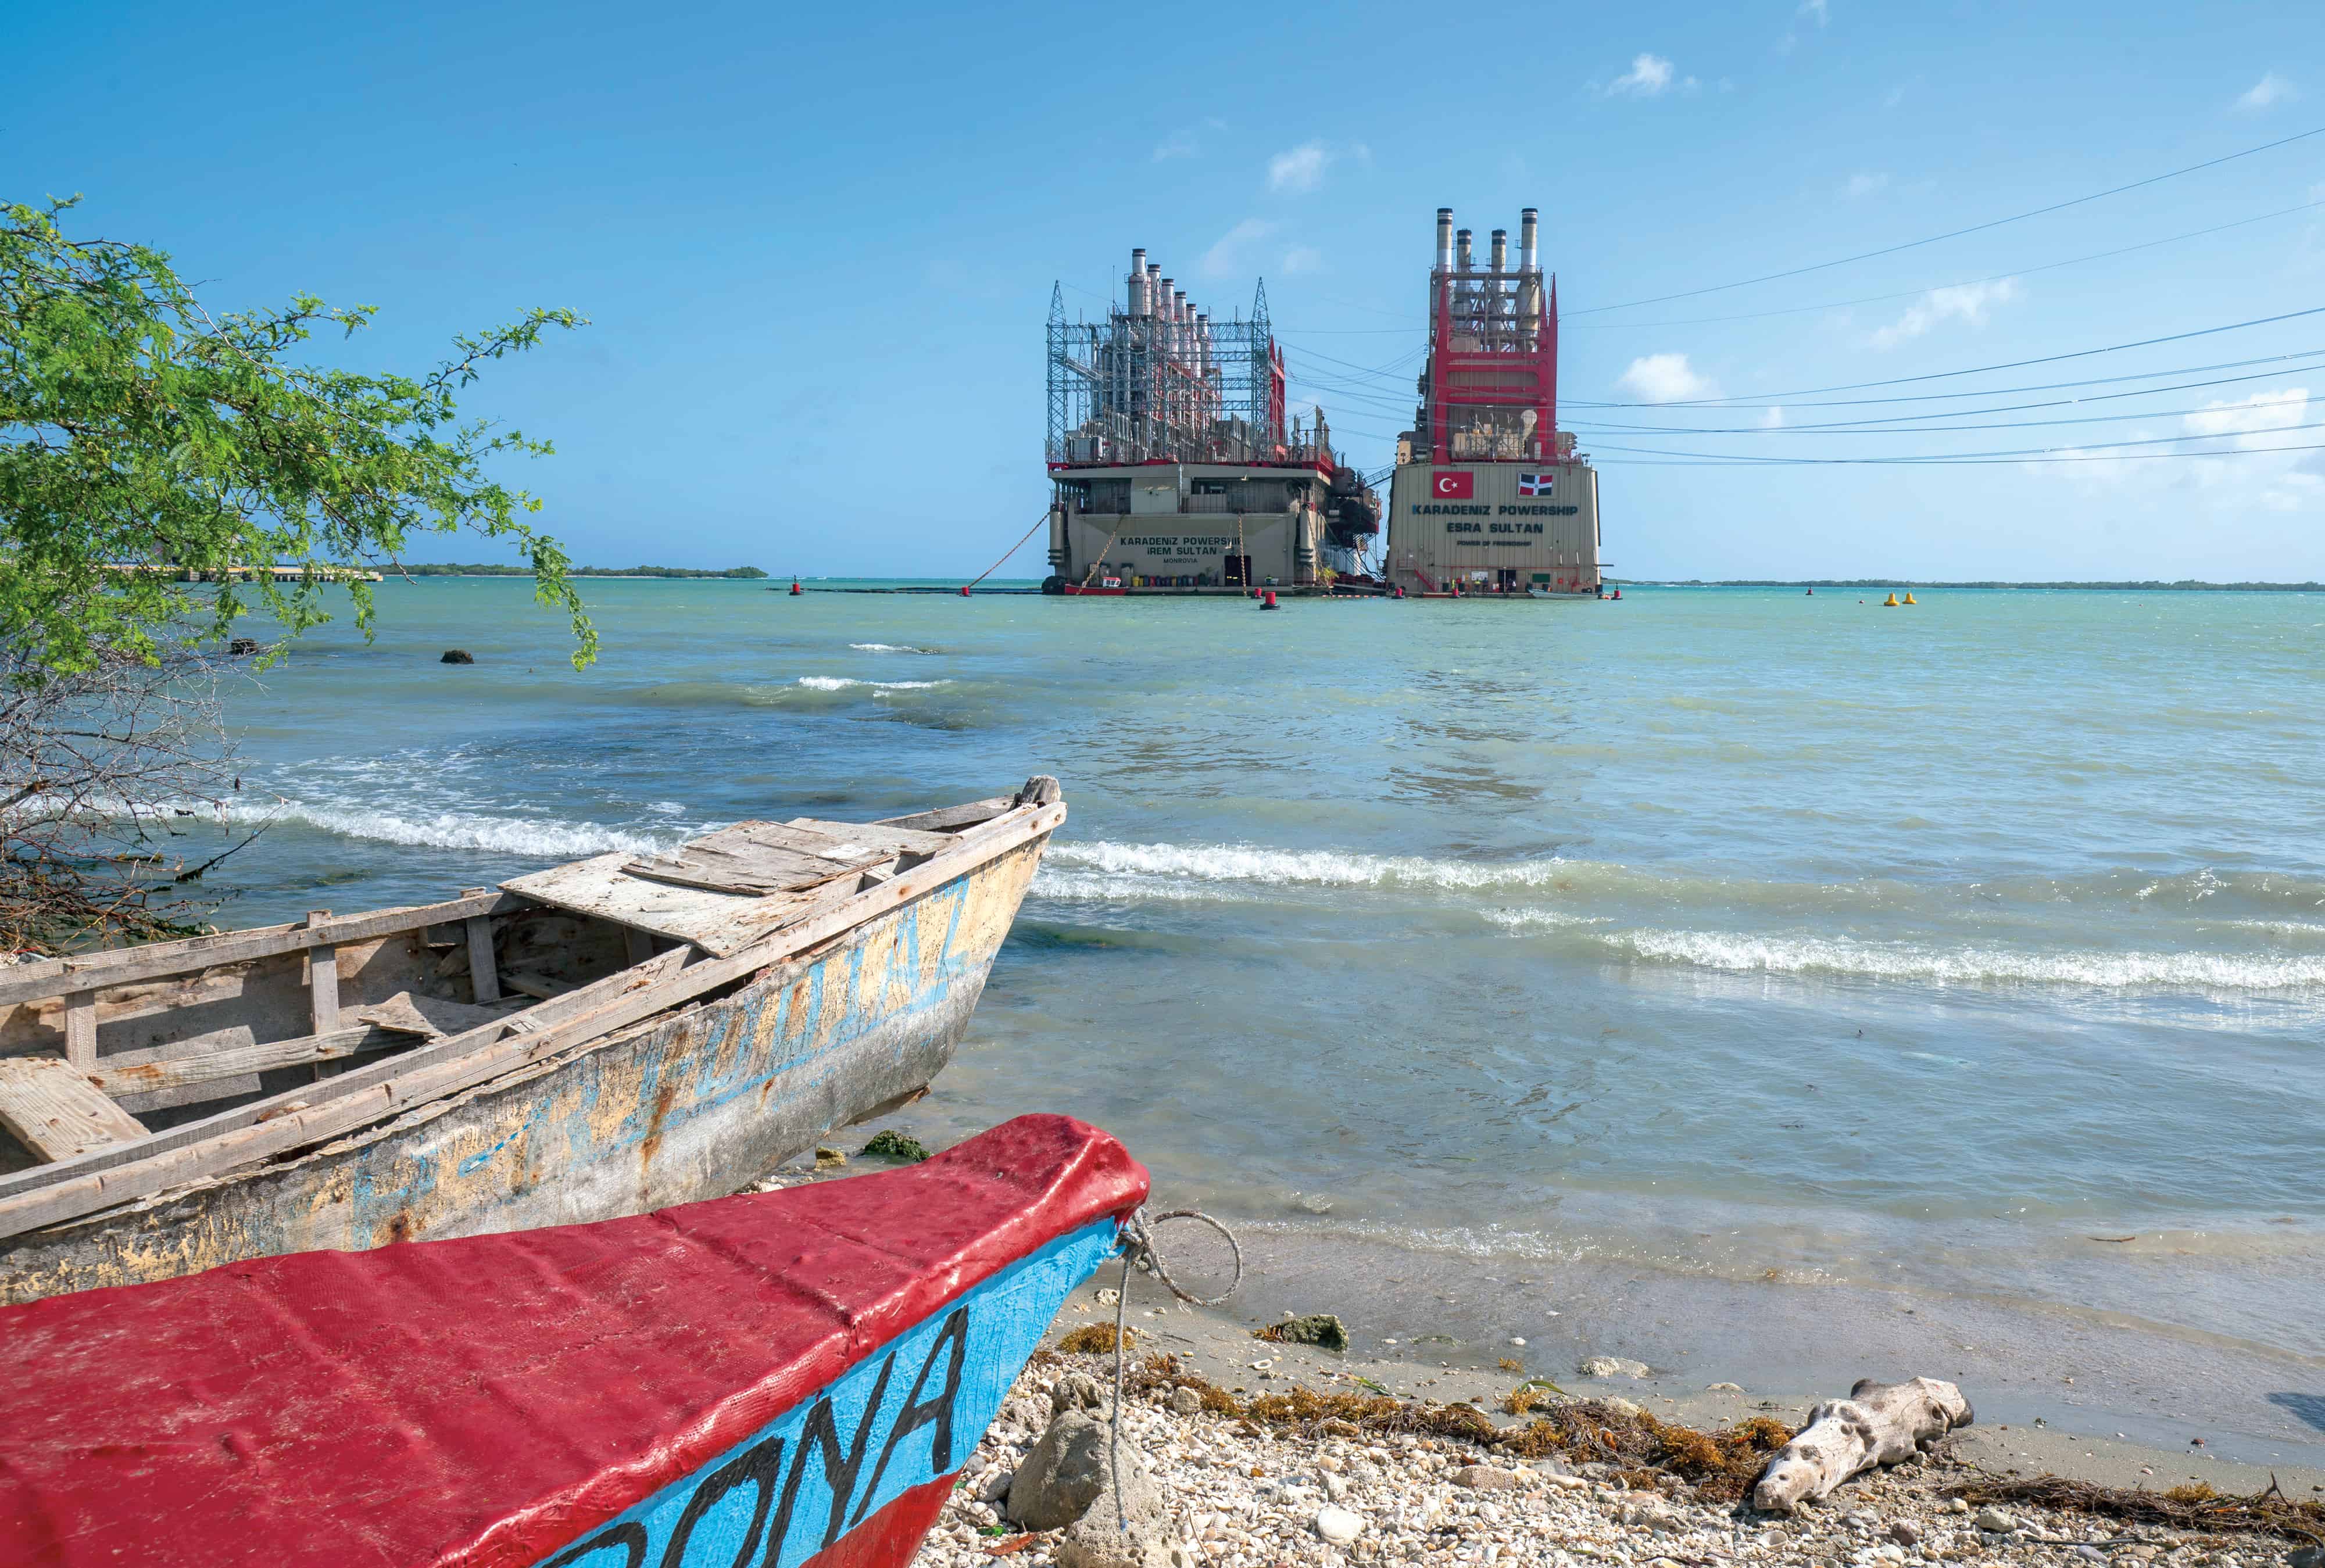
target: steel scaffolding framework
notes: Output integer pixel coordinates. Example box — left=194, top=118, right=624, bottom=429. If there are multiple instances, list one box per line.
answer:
left=1047, top=263, right=1290, bottom=468
left=1412, top=207, right=1560, bottom=464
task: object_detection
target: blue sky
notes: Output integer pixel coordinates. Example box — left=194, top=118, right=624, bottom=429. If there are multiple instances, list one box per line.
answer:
left=8, top=1, right=2323, bottom=579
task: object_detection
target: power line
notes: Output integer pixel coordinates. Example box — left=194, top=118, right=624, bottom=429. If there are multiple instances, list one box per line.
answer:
left=1575, top=347, right=2325, bottom=414
left=1562, top=199, right=2325, bottom=331
left=1571, top=306, right=2325, bottom=407
left=1568, top=368, right=2325, bottom=435
left=1278, top=196, right=2325, bottom=337
left=1586, top=420, right=2325, bottom=464
left=1598, top=441, right=2325, bottom=467
left=1566, top=126, right=2325, bottom=316
left=1576, top=393, right=2310, bottom=436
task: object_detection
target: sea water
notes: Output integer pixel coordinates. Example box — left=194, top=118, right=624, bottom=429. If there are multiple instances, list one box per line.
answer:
left=203, top=579, right=2324, bottom=1458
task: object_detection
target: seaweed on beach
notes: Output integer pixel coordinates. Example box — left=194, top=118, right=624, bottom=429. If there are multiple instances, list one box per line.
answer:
left=1495, top=1404, right=1797, bottom=1502
left=1120, top=1355, right=1793, bottom=1502
left=1057, top=1324, right=1135, bottom=1355
left=1943, top=1476, right=2325, bottom=1545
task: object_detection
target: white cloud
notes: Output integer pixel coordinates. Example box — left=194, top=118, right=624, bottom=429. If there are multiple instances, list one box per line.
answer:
left=1606, top=53, right=1676, bottom=97
left=1152, top=116, right=1226, bottom=162
left=2184, top=388, right=2310, bottom=449
left=1761, top=406, right=1787, bottom=429
left=1281, top=246, right=1323, bottom=275
left=1868, top=278, right=2022, bottom=349
left=1799, top=0, right=1828, bottom=23
left=1267, top=142, right=1332, bottom=192
left=1844, top=172, right=1890, bottom=199
left=2236, top=73, right=2296, bottom=112
left=1617, top=353, right=1720, bottom=403
left=1882, top=84, right=1907, bottom=108
left=1201, top=219, right=1277, bottom=277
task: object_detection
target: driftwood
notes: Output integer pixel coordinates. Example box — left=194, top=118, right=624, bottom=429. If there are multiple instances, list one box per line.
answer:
left=1751, top=1376, right=1973, bottom=1513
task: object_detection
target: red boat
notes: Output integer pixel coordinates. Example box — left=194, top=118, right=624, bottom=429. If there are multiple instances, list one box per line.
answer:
left=0, top=1115, right=1148, bottom=1568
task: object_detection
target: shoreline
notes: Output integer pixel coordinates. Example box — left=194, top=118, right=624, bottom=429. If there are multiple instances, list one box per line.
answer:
left=907, top=1289, right=2325, bottom=1568
left=769, top=1149, right=2325, bottom=1486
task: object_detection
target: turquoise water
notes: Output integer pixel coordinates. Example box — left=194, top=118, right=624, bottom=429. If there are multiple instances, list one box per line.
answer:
left=208, top=579, right=2324, bottom=1450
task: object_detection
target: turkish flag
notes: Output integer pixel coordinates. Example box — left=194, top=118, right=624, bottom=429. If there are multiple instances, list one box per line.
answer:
left=1431, top=470, right=1474, bottom=499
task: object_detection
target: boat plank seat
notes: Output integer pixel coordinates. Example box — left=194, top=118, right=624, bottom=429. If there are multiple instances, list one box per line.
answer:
left=875, top=794, right=1014, bottom=832
left=503, top=853, right=825, bottom=958
left=516, top=818, right=930, bottom=957
left=784, top=818, right=958, bottom=858
left=0, top=1057, right=148, bottom=1162
left=624, top=820, right=895, bottom=897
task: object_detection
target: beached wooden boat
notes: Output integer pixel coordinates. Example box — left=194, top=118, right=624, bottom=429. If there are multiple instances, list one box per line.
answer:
left=0, top=778, right=1067, bottom=1303
left=0, top=1112, right=1147, bottom=1567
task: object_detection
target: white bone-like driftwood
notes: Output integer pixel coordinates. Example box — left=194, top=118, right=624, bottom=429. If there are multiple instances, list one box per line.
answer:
left=1751, top=1376, right=1974, bottom=1513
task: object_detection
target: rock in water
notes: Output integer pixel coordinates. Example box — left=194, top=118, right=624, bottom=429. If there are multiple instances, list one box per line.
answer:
left=1314, top=1506, right=1365, bottom=1545
left=1260, top=1313, right=1349, bottom=1352
left=1578, top=1355, right=1650, bottom=1379
left=860, top=1129, right=930, bottom=1162
left=439, top=650, right=474, bottom=664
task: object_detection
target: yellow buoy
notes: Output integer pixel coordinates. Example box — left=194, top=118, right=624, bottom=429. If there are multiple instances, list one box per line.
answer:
left=1883, top=592, right=1899, bottom=606
left=1902, top=592, right=1918, bottom=604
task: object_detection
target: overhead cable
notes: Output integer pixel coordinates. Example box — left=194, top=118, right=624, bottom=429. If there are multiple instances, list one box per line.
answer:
left=1564, top=199, right=2325, bottom=330
left=1571, top=306, right=2325, bottom=407
left=1586, top=420, right=2325, bottom=464
left=1566, top=126, right=2325, bottom=316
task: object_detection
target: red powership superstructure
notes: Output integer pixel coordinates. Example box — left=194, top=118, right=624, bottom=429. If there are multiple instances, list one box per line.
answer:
left=1423, top=206, right=1558, bottom=466
left=1387, top=207, right=1602, bottom=597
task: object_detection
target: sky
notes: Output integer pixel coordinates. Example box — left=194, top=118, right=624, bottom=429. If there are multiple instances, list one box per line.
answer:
left=7, top=0, right=2324, bottom=580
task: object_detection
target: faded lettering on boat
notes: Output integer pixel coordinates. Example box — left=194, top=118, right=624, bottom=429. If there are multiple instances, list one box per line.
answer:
left=529, top=1221, right=1119, bottom=1568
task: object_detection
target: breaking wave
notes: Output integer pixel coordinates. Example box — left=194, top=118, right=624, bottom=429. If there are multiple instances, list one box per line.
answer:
left=1046, top=840, right=1575, bottom=892
left=1032, top=868, right=1267, bottom=905
left=849, top=643, right=939, bottom=654
left=251, top=800, right=677, bottom=858
left=795, top=676, right=951, bottom=693
left=1603, top=928, right=2325, bottom=992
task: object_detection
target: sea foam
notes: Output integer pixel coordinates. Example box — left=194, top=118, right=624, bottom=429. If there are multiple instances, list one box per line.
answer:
left=1606, top=928, right=2325, bottom=991
left=796, top=676, right=950, bottom=692
left=252, top=800, right=676, bottom=858
left=1046, top=840, right=1573, bottom=892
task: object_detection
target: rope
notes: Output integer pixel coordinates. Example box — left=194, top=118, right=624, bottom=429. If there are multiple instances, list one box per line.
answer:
left=1108, top=1207, right=1243, bottom=1531
left=964, top=510, right=1051, bottom=595
left=1081, top=516, right=1129, bottom=588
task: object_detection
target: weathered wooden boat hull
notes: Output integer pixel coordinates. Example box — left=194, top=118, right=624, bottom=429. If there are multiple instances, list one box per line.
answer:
left=0, top=1115, right=1150, bottom=1568
left=0, top=835, right=1049, bottom=1304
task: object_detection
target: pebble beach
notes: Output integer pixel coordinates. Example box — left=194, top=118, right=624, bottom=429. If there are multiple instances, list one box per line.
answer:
left=911, top=1325, right=2325, bottom=1568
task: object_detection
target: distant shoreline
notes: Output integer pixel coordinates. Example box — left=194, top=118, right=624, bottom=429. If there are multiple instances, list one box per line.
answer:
left=390, top=564, right=767, bottom=579
left=1618, top=579, right=2325, bottom=591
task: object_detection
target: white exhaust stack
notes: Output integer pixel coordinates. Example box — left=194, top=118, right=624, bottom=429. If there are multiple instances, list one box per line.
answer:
left=1519, top=208, right=1539, bottom=271
left=1455, top=228, right=1473, bottom=272
left=1436, top=207, right=1454, bottom=273
left=1490, top=228, right=1508, bottom=273
left=1130, top=248, right=1148, bottom=314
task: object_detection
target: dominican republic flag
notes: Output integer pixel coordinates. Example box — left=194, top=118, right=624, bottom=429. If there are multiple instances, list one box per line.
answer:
left=1518, top=471, right=1555, bottom=496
